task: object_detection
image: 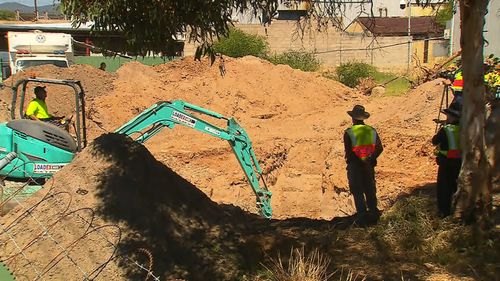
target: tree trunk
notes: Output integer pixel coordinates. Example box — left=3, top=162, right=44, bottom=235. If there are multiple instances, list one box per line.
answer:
left=454, top=0, right=492, bottom=228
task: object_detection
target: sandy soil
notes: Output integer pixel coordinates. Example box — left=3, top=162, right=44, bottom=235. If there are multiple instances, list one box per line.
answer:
left=0, top=56, right=448, bottom=280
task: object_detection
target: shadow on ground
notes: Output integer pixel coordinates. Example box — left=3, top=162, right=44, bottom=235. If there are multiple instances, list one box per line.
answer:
left=90, top=134, right=497, bottom=281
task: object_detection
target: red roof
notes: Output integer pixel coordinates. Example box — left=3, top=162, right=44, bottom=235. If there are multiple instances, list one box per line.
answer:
left=357, top=16, right=444, bottom=37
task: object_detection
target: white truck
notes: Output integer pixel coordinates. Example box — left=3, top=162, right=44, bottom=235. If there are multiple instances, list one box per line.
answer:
left=7, top=31, right=74, bottom=75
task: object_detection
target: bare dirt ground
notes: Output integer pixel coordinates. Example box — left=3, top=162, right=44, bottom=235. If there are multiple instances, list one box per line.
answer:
left=0, top=56, right=450, bottom=280
left=86, top=56, right=442, bottom=219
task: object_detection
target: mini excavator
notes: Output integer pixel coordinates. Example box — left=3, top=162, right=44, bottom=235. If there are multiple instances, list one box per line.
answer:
left=0, top=78, right=272, bottom=218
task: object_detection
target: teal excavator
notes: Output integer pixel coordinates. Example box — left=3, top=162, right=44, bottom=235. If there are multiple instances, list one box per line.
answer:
left=0, top=78, right=272, bottom=218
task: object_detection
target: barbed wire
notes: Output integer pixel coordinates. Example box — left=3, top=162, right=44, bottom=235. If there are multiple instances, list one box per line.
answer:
left=0, top=165, right=161, bottom=281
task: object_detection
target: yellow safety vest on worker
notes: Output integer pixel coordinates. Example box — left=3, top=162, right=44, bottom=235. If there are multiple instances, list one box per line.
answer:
left=25, top=98, right=51, bottom=119
left=346, top=125, right=377, bottom=160
left=438, top=124, right=461, bottom=159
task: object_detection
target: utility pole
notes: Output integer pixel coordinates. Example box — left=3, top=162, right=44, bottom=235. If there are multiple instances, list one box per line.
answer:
left=34, top=0, right=39, bottom=21
left=400, top=0, right=412, bottom=73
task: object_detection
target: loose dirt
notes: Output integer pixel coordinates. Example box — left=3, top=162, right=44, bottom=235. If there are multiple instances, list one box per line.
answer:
left=87, top=56, right=442, bottom=218
left=0, top=56, right=447, bottom=280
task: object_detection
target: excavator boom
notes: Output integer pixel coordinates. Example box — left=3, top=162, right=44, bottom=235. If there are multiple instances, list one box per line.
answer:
left=115, top=100, right=272, bottom=218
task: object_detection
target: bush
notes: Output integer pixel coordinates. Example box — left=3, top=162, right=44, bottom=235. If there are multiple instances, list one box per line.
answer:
left=335, top=62, right=375, bottom=88
left=0, top=10, right=15, bottom=20
left=267, top=50, right=321, bottom=72
left=213, top=28, right=268, bottom=58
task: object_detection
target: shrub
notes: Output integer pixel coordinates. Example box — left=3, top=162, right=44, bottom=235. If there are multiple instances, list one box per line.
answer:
left=267, top=50, right=321, bottom=72
left=335, top=62, right=375, bottom=88
left=0, top=10, right=15, bottom=20
left=213, top=28, right=268, bottom=58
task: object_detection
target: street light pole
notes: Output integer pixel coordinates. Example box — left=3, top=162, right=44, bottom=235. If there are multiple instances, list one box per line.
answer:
left=407, top=0, right=412, bottom=73
left=400, top=0, right=412, bottom=73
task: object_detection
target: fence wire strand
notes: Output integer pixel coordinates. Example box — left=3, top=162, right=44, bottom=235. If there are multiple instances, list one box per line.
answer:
left=0, top=166, right=161, bottom=281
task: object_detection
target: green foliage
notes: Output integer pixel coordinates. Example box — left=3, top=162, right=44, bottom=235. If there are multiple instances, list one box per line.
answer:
left=335, top=62, right=375, bottom=88
left=0, top=10, right=15, bottom=20
left=213, top=28, right=269, bottom=58
left=59, top=0, right=279, bottom=57
left=435, top=2, right=453, bottom=27
left=370, top=71, right=411, bottom=96
left=266, top=50, right=321, bottom=72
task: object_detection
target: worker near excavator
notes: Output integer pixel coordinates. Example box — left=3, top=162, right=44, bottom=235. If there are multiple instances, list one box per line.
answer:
left=25, top=86, right=67, bottom=129
left=432, top=102, right=462, bottom=217
left=344, top=105, right=383, bottom=216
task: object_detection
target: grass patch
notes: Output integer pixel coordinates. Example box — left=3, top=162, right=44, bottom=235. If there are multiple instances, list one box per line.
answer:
left=370, top=71, right=410, bottom=96
left=325, top=61, right=410, bottom=96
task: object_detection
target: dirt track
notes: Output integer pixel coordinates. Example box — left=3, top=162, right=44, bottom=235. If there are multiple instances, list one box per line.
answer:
left=0, top=57, right=447, bottom=280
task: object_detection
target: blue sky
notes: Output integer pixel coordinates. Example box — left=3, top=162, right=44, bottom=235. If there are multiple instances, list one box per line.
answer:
left=0, top=0, right=58, bottom=6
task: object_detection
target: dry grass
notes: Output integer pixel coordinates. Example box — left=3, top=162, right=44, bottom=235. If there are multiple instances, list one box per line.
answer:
left=262, top=247, right=334, bottom=281
left=250, top=195, right=499, bottom=281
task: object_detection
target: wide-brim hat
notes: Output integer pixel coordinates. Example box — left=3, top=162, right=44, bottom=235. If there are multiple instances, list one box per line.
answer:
left=347, top=105, right=370, bottom=120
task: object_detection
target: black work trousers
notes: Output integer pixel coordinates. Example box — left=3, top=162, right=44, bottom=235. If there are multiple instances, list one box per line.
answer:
left=347, top=162, right=377, bottom=214
left=436, top=157, right=462, bottom=217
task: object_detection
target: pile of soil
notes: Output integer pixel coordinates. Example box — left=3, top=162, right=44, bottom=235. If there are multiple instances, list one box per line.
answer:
left=0, top=56, right=449, bottom=280
left=0, top=56, right=443, bottom=219
left=88, top=56, right=442, bottom=218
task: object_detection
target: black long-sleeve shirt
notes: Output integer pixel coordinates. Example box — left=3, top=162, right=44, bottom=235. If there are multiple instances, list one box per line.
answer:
left=343, top=123, right=383, bottom=165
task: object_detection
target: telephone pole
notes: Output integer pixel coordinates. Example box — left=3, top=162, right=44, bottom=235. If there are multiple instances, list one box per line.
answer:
left=34, top=0, right=39, bottom=21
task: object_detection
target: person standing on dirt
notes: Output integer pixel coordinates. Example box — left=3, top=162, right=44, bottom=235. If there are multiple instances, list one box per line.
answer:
left=344, top=105, right=383, bottom=216
left=25, top=86, right=67, bottom=129
left=432, top=102, right=462, bottom=217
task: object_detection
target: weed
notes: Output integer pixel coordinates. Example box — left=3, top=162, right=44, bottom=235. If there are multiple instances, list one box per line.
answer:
left=263, top=247, right=334, bottom=281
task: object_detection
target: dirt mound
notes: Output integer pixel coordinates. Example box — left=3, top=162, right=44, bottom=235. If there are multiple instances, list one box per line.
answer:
left=86, top=57, right=443, bottom=219
left=0, top=56, right=445, bottom=220
left=0, top=64, right=116, bottom=119
left=0, top=133, right=338, bottom=280
left=88, top=56, right=367, bottom=218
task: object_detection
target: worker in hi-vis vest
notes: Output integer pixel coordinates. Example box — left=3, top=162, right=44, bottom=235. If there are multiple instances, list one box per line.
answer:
left=432, top=102, right=462, bottom=217
left=343, top=105, right=383, bottom=216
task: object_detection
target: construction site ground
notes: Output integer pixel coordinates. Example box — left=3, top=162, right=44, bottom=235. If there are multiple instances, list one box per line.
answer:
left=0, top=57, right=496, bottom=280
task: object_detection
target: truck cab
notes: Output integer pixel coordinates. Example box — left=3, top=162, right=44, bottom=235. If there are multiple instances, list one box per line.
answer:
left=7, top=31, right=74, bottom=76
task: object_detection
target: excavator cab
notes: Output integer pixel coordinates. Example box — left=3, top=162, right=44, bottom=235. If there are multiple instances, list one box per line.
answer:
left=0, top=78, right=87, bottom=180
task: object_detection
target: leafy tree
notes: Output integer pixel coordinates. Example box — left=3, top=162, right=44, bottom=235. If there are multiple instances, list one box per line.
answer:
left=60, top=0, right=278, bottom=58
left=435, top=1, right=453, bottom=27
left=213, top=28, right=268, bottom=58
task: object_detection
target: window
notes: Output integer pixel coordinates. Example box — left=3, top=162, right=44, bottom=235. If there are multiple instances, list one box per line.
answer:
left=16, top=60, right=69, bottom=70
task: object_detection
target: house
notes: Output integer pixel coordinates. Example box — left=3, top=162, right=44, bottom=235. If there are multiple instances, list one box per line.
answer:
left=347, top=16, right=448, bottom=65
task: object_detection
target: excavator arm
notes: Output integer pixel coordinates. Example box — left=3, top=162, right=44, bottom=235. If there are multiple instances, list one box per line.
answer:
left=115, top=100, right=272, bottom=218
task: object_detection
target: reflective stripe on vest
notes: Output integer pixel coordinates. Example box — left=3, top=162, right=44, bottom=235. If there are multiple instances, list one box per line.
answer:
left=347, top=125, right=377, bottom=160
left=439, top=124, right=461, bottom=159
left=452, top=71, right=463, bottom=91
